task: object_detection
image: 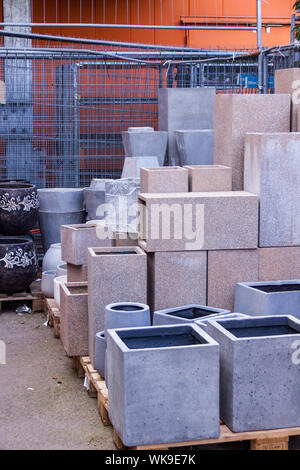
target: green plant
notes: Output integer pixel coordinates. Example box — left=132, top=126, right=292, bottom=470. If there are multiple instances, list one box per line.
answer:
left=294, top=1, right=300, bottom=40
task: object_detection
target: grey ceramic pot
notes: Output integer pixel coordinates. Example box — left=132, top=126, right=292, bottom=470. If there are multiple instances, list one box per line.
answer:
left=104, top=302, right=151, bottom=334
left=0, top=183, right=39, bottom=235
left=37, top=188, right=84, bottom=212
left=41, top=270, right=56, bottom=298
left=95, top=331, right=106, bottom=378
left=38, top=210, right=85, bottom=252
left=42, top=243, right=62, bottom=272
left=0, top=235, right=38, bottom=294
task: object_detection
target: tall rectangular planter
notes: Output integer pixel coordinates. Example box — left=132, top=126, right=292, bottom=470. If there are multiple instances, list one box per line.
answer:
left=234, top=280, right=300, bottom=319
left=206, top=315, right=300, bottom=432
left=139, top=192, right=258, bottom=252
left=244, top=133, right=300, bottom=247
left=88, top=246, right=147, bottom=366
left=107, top=324, right=220, bottom=446
left=259, top=247, right=300, bottom=282
left=214, top=94, right=290, bottom=190
left=60, top=282, right=88, bottom=357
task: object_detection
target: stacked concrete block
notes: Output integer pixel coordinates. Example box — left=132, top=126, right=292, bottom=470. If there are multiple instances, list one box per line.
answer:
left=60, top=282, right=88, bottom=357
left=184, top=165, right=232, bottom=192
left=147, top=251, right=207, bottom=312
left=121, top=156, right=159, bottom=178
left=214, top=94, right=290, bottom=190
left=140, top=167, right=188, bottom=193
left=139, top=191, right=258, bottom=252
left=259, top=247, right=300, bottom=282
left=207, top=249, right=259, bottom=311
left=244, top=133, right=300, bottom=247
left=275, top=68, right=300, bottom=131
left=88, top=246, right=147, bottom=366
left=175, top=130, right=214, bottom=166
left=158, top=88, right=215, bottom=165
left=122, top=127, right=168, bottom=165
left=105, top=178, right=140, bottom=232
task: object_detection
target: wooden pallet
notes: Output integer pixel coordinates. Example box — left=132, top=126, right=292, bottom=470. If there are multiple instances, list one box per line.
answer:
left=45, top=298, right=60, bottom=338
left=0, top=280, right=44, bottom=313
left=72, top=356, right=110, bottom=426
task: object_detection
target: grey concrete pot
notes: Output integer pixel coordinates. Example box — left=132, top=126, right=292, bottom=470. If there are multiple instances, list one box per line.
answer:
left=206, top=315, right=300, bottom=432
left=56, top=263, right=67, bottom=277
left=105, top=302, right=150, bottom=335
left=84, top=178, right=113, bottom=221
left=41, top=270, right=56, bottom=298
left=37, top=188, right=84, bottom=212
left=42, top=243, right=62, bottom=272
left=95, top=331, right=106, bottom=378
left=175, top=129, right=214, bottom=166
left=121, top=130, right=168, bottom=166
left=153, top=304, right=230, bottom=326
left=195, top=313, right=248, bottom=331
left=53, top=275, right=67, bottom=308
left=38, top=210, right=85, bottom=252
left=106, top=323, right=220, bottom=446
left=234, top=280, right=300, bottom=319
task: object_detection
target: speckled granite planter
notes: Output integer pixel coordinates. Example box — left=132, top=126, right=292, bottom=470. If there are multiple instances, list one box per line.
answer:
left=107, top=324, right=220, bottom=446
left=206, top=315, right=300, bottom=432
left=234, top=280, right=300, bottom=319
left=0, top=183, right=39, bottom=235
left=153, top=304, right=230, bottom=325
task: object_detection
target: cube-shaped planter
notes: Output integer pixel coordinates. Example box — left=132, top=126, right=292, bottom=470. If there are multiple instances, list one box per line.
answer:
left=140, top=167, right=188, bottom=193
left=196, top=313, right=248, bottom=331
left=175, top=130, right=214, bottom=166
left=234, top=280, right=300, bottom=319
left=107, top=324, right=220, bottom=446
left=67, top=263, right=88, bottom=282
left=184, top=165, right=232, bottom=192
left=60, top=282, right=88, bottom=357
left=153, top=304, right=230, bottom=325
left=206, top=315, right=300, bottom=432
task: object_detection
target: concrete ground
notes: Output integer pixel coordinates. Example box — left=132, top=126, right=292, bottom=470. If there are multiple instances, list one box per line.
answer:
left=0, top=311, right=114, bottom=450
left=1, top=310, right=300, bottom=451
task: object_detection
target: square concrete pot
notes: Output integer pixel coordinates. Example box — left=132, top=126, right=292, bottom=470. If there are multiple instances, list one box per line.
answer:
left=206, top=315, right=300, bottom=432
left=107, top=324, right=220, bottom=446
left=196, top=313, right=248, bottom=330
left=67, top=263, right=88, bottom=282
left=88, top=246, right=147, bottom=366
left=184, top=165, right=232, bottom=192
left=234, top=280, right=300, bottom=319
left=121, top=156, right=159, bottom=178
left=61, top=223, right=112, bottom=266
left=140, top=167, right=188, bottom=193
left=121, top=130, right=168, bottom=165
left=175, top=130, right=214, bottom=166
left=60, top=282, right=88, bottom=357
left=153, top=304, right=230, bottom=326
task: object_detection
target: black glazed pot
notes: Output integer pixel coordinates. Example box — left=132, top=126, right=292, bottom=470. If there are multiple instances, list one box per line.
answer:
left=0, top=235, right=38, bottom=294
left=0, top=183, right=39, bottom=235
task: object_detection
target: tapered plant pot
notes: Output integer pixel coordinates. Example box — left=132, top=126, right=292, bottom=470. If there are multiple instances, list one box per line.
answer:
left=153, top=304, right=230, bottom=326
left=38, top=210, right=85, bottom=252
left=0, top=235, right=38, bottom=294
left=234, top=280, right=300, bottom=319
left=37, top=188, right=84, bottom=212
left=105, top=302, right=151, bottom=334
left=106, top=324, right=220, bottom=446
left=95, top=331, right=106, bottom=378
left=206, top=315, right=300, bottom=432
left=0, top=183, right=39, bottom=235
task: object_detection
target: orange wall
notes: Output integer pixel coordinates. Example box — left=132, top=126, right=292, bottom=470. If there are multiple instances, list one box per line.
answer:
left=30, top=0, right=294, bottom=49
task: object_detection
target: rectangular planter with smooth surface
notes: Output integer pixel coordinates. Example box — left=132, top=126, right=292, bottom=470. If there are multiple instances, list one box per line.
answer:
left=153, top=304, right=230, bottom=325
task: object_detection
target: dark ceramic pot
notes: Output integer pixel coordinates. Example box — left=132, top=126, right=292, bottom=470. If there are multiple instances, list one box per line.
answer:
left=0, top=183, right=39, bottom=235
left=0, top=235, right=38, bottom=294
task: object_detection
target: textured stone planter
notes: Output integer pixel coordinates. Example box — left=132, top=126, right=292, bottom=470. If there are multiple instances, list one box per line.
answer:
left=42, top=243, right=62, bottom=272
left=121, top=156, right=159, bottom=178
left=84, top=179, right=113, bottom=221
left=0, top=235, right=38, bottom=294
left=234, top=280, right=300, bottom=319
left=67, top=263, right=88, bottom=282
left=41, top=270, right=56, bottom=298
left=95, top=331, right=106, bottom=378
left=275, top=68, right=300, bottom=131
left=206, top=315, right=300, bottom=432
left=105, top=302, right=150, bottom=334
left=105, top=178, right=140, bottom=232
left=88, top=246, right=147, bottom=366
left=259, top=247, right=300, bottom=282
left=140, top=166, right=188, bottom=193
left=107, top=324, right=220, bottom=446
left=122, top=129, right=168, bottom=165
left=175, top=130, right=214, bottom=166
left=0, top=183, right=39, bottom=235
left=153, top=304, right=230, bottom=326
left=38, top=210, right=85, bottom=252
left=53, top=275, right=67, bottom=308
left=112, top=229, right=138, bottom=247
left=37, top=188, right=84, bottom=212
left=61, top=223, right=112, bottom=266
left=60, top=282, right=88, bottom=357
left=184, top=165, right=232, bottom=192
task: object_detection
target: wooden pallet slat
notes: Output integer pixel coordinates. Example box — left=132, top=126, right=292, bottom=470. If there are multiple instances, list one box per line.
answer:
left=0, top=281, right=44, bottom=313
left=45, top=298, right=61, bottom=338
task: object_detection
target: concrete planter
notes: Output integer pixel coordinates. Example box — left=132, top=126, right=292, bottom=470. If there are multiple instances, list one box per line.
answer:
left=121, top=130, right=168, bottom=165
left=175, top=130, right=214, bottom=166
left=196, top=313, right=248, bottom=330
left=56, top=263, right=67, bottom=277
left=42, top=243, right=62, bottom=272
left=53, top=275, right=67, bottom=308
left=153, top=304, right=230, bottom=326
left=105, top=302, right=150, bottom=334
left=105, top=178, right=140, bottom=232
left=107, top=324, right=220, bottom=446
left=60, top=282, right=88, bottom=357
left=84, top=179, right=113, bottom=221
left=140, top=166, right=188, bottom=193
left=41, top=270, right=56, bottom=298
left=37, top=188, right=84, bottom=212
left=95, top=331, right=106, bottom=378
left=206, top=315, right=300, bottom=432
left=39, top=210, right=86, bottom=252
left=184, top=165, right=232, bottom=192
left=121, top=156, right=159, bottom=178
left=234, top=280, right=300, bottom=319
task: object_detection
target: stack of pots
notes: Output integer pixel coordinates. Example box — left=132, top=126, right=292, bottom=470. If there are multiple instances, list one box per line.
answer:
left=0, top=182, right=39, bottom=294
left=38, top=188, right=85, bottom=252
